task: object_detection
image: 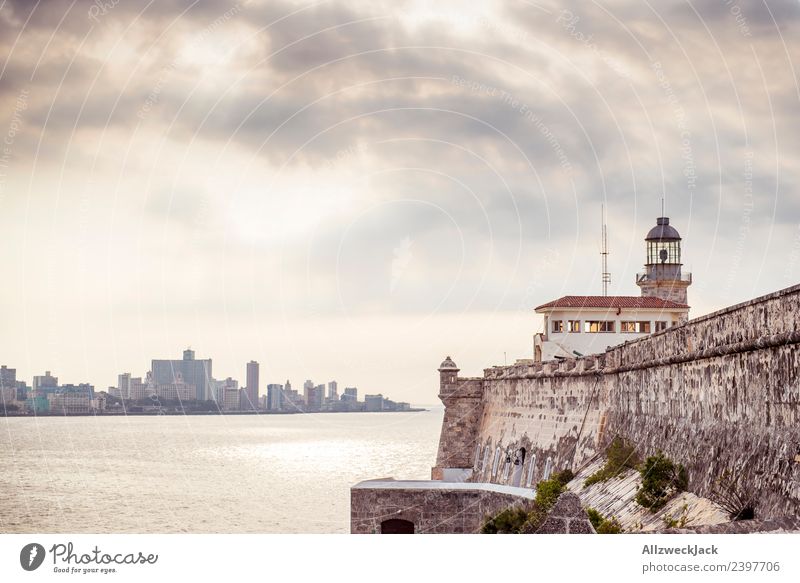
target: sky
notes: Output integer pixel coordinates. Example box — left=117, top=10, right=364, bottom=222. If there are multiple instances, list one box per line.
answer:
left=0, top=0, right=798, bottom=404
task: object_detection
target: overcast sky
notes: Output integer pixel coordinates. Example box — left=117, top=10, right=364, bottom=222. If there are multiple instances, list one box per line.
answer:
left=1, top=0, right=798, bottom=404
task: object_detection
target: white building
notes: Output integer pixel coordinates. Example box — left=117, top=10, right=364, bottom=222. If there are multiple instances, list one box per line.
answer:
left=534, top=216, right=691, bottom=362
left=48, top=391, right=91, bottom=414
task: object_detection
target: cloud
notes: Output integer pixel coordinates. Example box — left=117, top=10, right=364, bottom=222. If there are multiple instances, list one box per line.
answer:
left=0, top=0, right=798, bottom=397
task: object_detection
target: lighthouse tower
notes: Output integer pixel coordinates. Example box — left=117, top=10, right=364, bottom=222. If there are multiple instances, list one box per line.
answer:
left=636, top=217, right=692, bottom=306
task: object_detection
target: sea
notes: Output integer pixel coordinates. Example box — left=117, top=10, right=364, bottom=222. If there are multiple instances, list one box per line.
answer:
left=0, top=409, right=443, bottom=533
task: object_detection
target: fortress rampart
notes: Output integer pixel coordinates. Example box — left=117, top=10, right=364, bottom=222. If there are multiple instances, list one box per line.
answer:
left=440, top=283, right=800, bottom=519
left=352, top=283, right=800, bottom=533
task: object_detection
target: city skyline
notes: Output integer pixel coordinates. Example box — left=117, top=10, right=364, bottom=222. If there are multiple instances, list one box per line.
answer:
left=1, top=0, right=799, bottom=405
left=1, top=347, right=412, bottom=410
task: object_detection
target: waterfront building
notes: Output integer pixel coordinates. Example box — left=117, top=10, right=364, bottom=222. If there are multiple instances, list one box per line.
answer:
left=129, top=376, right=152, bottom=400
left=282, top=386, right=304, bottom=412
left=267, top=383, right=284, bottom=411
left=32, top=371, right=58, bottom=391
left=156, top=373, right=196, bottom=401
left=343, top=387, right=358, bottom=401
left=46, top=384, right=95, bottom=414
left=327, top=380, right=338, bottom=401
left=217, top=386, right=240, bottom=411
left=305, top=385, right=324, bottom=411
left=364, top=394, right=384, bottom=412
left=151, top=348, right=212, bottom=401
left=117, top=373, right=132, bottom=399
left=0, top=365, right=15, bottom=388
left=244, top=360, right=259, bottom=411
left=533, top=216, right=691, bottom=362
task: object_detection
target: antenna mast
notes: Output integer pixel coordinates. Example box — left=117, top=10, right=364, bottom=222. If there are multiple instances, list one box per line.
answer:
left=601, top=204, right=611, bottom=296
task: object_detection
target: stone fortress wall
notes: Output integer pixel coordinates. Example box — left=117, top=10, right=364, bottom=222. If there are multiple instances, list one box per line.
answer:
left=434, top=283, right=800, bottom=520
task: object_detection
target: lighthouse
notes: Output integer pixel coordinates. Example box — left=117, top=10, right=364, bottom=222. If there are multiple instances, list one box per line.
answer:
left=635, top=216, right=692, bottom=307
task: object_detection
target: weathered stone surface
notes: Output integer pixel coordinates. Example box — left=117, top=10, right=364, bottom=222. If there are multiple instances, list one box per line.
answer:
left=350, top=480, right=533, bottom=534
left=535, top=493, right=595, bottom=534
left=653, top=517, right=800, bottom=534
left=467, top=284, right=800, bottom=520
left=566, top=459, right=729, bottom=532
left=352, top=284, right=800, bottom=533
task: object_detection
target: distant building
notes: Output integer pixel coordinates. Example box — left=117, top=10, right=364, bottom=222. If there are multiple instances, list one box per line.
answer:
left=364, top=394, right=384, bottom=412
left=0, top=365, right=16, bottom=388
left=156, top=372, right=195, bottom=401
left=282, top=381, right=304, bottom=412
left=305, top=385, right=324, bottom=411
left=33, top=371, right=58, bottom=391
left=47, top=384, right=95, bottom=414
left=129, top=376, right=151, bottom=400
left=343, top=387, right=358, bottom=401
left=152, top=348, right=211, bottom=401
left=244, top=360, right=259, bottom=411
left=214, top=377, right=239, bottom=411
left=327, top=380, right=338, bottom=401
left=117, top=373, right=132, bottom=399
left=267, top=384, right=284, bottom=411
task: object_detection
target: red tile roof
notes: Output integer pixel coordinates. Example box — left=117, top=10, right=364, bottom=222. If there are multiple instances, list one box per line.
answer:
left=535, top=295, right=688, bottom=311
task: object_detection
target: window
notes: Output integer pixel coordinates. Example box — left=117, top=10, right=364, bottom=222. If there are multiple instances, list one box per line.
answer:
left=551, top=320, right=564, bottom=333
left=525, top=454, right=537, bottom=487
left=543, top=456, right=553, bottom=480
left=621, top=321, right=651, bottom=334
left=502, top=453, right=511, bottom=481
left=492, top=447, right=501, bottom=477
left=567, top=320, right=581, bottom=333
left=655, top=321, right=668, bottom=332
left=584, top=320, right=615, bottom=333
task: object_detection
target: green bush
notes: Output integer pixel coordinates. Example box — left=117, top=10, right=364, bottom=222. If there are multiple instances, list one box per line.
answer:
left=482, top=467, right=574, bottom=534
left=596, top=516, right=623, bottom=534
left=662, top=504, right=689, bottom=529
left=586, top=507, right=623, bottom=534
left=535, top=475, right=566, bottom=509
left=480, top=506, right=529, bottom=534
left=584, top=437, right=639, bottom=487
left=635, top=452, right=689, bottom=512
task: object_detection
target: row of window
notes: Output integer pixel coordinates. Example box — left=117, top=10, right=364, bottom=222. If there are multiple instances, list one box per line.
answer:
left=551, top=319, right=671, bottom=334
left=475, top=443, right=553, bottom=488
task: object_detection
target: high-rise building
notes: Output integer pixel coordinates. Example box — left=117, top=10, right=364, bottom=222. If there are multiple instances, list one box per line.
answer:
left=304, top=384, right=324, bottom=411
left=245, top=360, right=259, bottom=411
left=327, top=380, right=338, bottom=401
left=151, top=348, right=211, bottom=401
left=117, top=373, right=132, bottom=399
left=213, top=377, right=239, bottom=411
left=33, top=371, right=58, bottom=391
left=0, top=365, right=16, bottom=388
left=267, top=384, right=284, bottom=411
left=343, top=387, right=358, bottom=401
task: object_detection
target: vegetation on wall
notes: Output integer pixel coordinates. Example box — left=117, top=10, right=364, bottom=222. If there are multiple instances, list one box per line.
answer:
left=584, top=437, right=640, bottom=487
left=586, top=507, right=623, bottom=534
left=662, top=503, right=690, bottom=529
left=709, top=471, right=756, bottom=520
left=480, top=469, right=574, bottom=534
left=635, top=452, right=689, bottom=511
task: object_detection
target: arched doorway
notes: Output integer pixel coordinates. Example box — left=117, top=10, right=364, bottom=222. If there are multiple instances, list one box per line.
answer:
left=380, top=518, right=415, bottom=534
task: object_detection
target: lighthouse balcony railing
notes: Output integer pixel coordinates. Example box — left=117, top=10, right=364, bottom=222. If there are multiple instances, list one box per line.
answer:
left=636, top=271, right=692, bottom=284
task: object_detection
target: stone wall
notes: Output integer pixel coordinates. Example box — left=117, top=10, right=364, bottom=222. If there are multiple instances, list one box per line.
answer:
left=350, top=480, right=533, bottom=534
left=447, top=284, right=800, bottom=520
